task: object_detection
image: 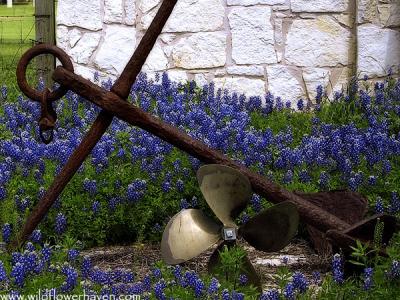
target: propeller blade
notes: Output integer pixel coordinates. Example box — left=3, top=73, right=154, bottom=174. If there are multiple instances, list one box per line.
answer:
left=239, top=201, right=299, bottom=252
left=208, top=241, right=262, bottom=292
left=161, top=209, right=221, bottom=264
left=197, top=164, right=252, bottom=227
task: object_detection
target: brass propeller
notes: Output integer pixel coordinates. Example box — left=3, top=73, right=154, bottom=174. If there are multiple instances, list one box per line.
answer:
left=197, top=164, right=252, bottom=227
left=161, top=164, right=300, bottom=291
left=161, top=209, right=220, bottom=264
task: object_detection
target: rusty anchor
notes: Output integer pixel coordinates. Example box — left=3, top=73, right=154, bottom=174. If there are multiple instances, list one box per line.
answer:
left=12, top=0, right=399, bottom=257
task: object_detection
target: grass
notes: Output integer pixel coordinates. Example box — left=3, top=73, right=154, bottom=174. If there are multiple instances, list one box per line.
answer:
left=0, top=4, right=36, bottom=95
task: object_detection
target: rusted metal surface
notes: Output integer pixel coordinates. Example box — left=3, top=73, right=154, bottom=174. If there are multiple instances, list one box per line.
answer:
left=13, top=0, right=398, bottom=254
left=10, top=0, right=178, bottom=250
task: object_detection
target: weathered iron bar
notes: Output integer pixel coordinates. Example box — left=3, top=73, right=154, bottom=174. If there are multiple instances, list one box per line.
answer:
left=10, top=0, right=178, bottom=250
left=52, top=66, right=350, bottom=234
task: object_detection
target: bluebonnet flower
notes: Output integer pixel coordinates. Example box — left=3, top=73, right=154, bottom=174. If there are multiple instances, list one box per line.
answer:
left=60, top=265, right=78, bottom=292
left=368, top=175, right=377, bottom=186
left=194, top=278, right=205, bottom=297
left=316, top=85, right=324, bottom=104
left=363, top=267, right=374, bottom=290
left=319, top=171, right=329, bottom=189
left=283, top=170, right=294, bottom=184
left=83, top=178, right=97, bottom=196
left=238, top=274, right=248, bottom=285
left=260, top=289, right=280, bottom=300
left=180, top=199, right=190, bottom=210
left=143, top=274, right=151, bottom=291
left=388, top=260, right=399, bottom=279
left=297, top=99, right=304, bottom=111
left=382, top=160, right=391, bottom=175
left=152, top=268, right=162, bottom=279
left=0, top=187, right=6, bottom=201
left=2, top=223, right=12, bottom=243
left=231, top=291, right=244, bottom=300
left=82, top=256, right=92, bottom=279
left=221, top=289, right=231, bottom=300
left=68, top=249, right=80, bottom=261
left=283, top=282, right=295, bottom=300
left=292, top=272, right=308, bottom=293
left=11, top=263, right=26, bottom=287
left=375, top=197, right=385, bottom=214
left=332, top=253, right=344, bottom=284
left=241, top=212, right=250, bottom=224
left=30, top=230, right=42, bottom=244
left=389, top=191, right=400, bottom=214
left=0, top=261, right=7, bottom=282
left=92, top=201, right=101, bottom=215
left=207, top=277, right=219, bottom=294
left=191, top=196, right=198, bottom=207
left=176, top=179, right=184, bottom=192
left=312, top=271, right=322, bottom=285
left=41, top=244, right=52, bottom=264
left=250, top=194, right=262, bottom=213
left=154, top=280, right=167, bottom=300
left=0, top=85, right=8, bottom=100
left=153, top=223, right=162, bottom=233
left=25, top=242, right=35, bottom=252
left=281, top=256, right=289, bottom=264
left=55, top=213, right=67, bottom=235
left=299, top=169, right=311, bottom=183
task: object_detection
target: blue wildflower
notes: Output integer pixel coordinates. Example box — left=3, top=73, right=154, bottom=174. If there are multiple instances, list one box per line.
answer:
left=55, top=213, right=67, bottom=235
left=2, top=223, right=12, bottom=244
left=363, top=267, right=374, bottom=290
left=292, top=272, right=308, bottom=293
left=260, top=289, right=280, bottom=300
left=68, top=249, right=80, bottom=261
left=332, top=253, right=344, bottom=284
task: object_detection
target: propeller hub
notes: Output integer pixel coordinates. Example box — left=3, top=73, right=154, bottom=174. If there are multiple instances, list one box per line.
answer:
left=222, top=227, right=238, bottom=241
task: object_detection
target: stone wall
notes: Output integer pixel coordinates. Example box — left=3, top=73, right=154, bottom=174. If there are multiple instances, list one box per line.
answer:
left=57, top=0, right=400, bottom=103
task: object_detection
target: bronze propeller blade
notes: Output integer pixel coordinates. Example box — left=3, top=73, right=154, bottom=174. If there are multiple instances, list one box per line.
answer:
left=161, top=209, right=221, bottom=264
left=197, top=164, right=252, bottom=227
left=239, top=201, right=299, bottom=252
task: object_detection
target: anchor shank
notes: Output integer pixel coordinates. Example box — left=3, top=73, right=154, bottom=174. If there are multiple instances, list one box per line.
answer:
left=53, top=66, right=350, bottom=234
left=10, top=0, right=178, bottom=250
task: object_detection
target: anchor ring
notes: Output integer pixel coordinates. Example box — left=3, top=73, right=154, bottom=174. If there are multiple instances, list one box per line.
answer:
left=16, top=44, right=74, bottom=103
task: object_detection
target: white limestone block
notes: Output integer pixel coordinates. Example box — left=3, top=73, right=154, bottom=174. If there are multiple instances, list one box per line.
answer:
left=229, top=6, right=277, bottom=64
left=227, top=66, right=265, bottom=76
left=213, top=77, right=266, bottom=97
left=139, top=0, right=160, bottom=13
left=358, top=24, right=400, bottom=77
left=57, top=26, right=69, bottom=51
left=291, top=0, right=348, bottom=12
left=267, top=65, right=305, bottom=103
left=141, top=0, right=224, bottom=32
left=302, top=68, right=331, bottom=100
left=70, top=32, right=101, bottom=64
left=172, top=32, right=226, bottom=69
left=358, top=0, right=378, bottom=23
left=68, top=28, right=82, bottom=48
left=124, top=0, right=136, bottom=25
left=285, top=16, right=351, bottom=67
left=378, top=2, right=400, bottom=27
left=167, top=70, right=188, bottom=83
left=143, top=43, right=169, bottom=71
left=57, top=0, right=102, bottom=31
left=94, top=25, right=137, bottom=75
left=227, top=0, right=285, bottom=5
left=104, top=0, right=123, bottom=24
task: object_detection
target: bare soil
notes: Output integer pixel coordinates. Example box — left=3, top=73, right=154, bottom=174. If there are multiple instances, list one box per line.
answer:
left=81, top=238, right=330, bottom=290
